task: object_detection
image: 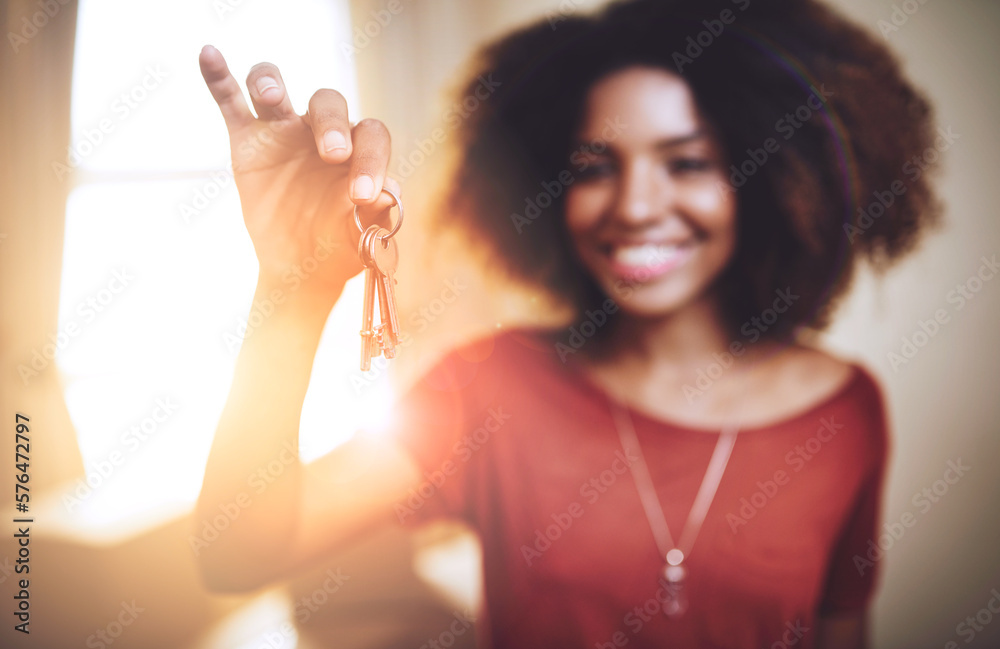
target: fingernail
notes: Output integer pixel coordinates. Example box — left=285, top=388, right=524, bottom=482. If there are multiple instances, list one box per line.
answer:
left=256, top=76, right=279, bottom=95
left=323, top=131, right=347, bottom=153
left=353, top=175, right=375, bottom=200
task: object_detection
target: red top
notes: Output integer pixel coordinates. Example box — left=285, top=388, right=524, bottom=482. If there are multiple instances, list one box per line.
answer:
left=390, top=330, right=888, bottom=649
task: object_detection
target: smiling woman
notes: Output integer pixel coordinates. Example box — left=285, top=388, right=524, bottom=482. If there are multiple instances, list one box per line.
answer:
left=563, top=67, right=739, bottom=319
left=192, top=0, right=942, bottom=647
left=444, top=0, right=939, bottom=342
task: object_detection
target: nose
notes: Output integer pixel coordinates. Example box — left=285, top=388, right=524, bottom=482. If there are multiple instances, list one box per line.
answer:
left=614, top=158, right=671, bottom=226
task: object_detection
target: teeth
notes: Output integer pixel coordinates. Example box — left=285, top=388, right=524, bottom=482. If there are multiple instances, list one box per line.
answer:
left=612, top=243, right=681, bottom=268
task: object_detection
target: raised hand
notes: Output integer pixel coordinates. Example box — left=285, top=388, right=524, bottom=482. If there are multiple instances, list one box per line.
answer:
left=199, top=44, right=398, bottom=303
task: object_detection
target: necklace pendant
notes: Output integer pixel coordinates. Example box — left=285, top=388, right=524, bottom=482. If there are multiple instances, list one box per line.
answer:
left=660, top=562, right=689, bottom=618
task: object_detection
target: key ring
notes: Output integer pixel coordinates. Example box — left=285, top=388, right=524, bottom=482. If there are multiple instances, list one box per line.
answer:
left=354, top=186, right=403, bottom=240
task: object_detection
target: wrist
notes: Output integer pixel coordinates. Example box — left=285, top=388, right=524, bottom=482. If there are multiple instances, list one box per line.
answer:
left=255, top=272, right=344, bottom=316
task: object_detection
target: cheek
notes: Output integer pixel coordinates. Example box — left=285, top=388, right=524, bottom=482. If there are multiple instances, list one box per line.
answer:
left=564, top=184, right=611, bottom=235
left=686, top=184, right=738, bottom=246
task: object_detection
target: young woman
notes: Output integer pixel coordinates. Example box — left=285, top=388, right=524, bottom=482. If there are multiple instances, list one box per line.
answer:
left=194, top=0, right=939, bottom=646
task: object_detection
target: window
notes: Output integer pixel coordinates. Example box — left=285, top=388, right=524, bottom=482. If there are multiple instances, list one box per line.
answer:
left=58, top=0, right=393, bottom=533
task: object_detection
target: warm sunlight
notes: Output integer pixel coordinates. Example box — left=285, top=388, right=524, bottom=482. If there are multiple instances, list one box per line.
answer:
left=55, top=0, right=388, bottom=533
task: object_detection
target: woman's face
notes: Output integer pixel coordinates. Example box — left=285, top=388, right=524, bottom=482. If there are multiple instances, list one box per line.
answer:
left=564, top=66, right=737, bottom=318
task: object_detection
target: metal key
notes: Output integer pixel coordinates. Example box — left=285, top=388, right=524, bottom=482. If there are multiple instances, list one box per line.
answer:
left=363, top=226, right=397, bottom=357
left=371, top=228, right=401, bottom=355
left=355, top=185, right=404, bottom=371
left=358, top=225, right=382, bottom=371
left=361, top=227, right=393, bottom=359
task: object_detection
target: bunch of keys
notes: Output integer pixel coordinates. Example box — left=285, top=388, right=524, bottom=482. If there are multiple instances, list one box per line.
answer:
left=356, top=187, right=403, bottom=372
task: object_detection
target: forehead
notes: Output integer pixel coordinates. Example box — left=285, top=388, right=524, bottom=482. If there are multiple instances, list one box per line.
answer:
left=577, top=66, right=704, bottom=142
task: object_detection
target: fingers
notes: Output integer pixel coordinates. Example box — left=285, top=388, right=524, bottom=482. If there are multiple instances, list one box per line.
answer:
left=246, top=62, right=297, bottom=121
left=355, top=177, right=402, bottom=233
left=306, top=96, right=393, bottom=210
left=348, top=118, right=392, bottom=206
left=382, top=177, right=402, bottom=203
left=305, top=89, right=353, bottom=164
left=199, top=45, right=253, bottom=133
left=373, top=177, right=403, bottom=216
left=202, top=45, right=397, bottom=218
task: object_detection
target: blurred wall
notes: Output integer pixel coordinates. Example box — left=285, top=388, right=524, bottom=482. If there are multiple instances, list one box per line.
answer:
left=821, top=2, right=1000, bottom=648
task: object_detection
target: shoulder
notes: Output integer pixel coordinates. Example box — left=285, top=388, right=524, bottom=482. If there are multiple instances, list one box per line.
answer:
left=801, top=345, right=885, bottom=407
left=432, top=328, right=559, bottom=371
left=768, top=345, right=858, bottom=404
left=747, top=344, right=887, bottom=432
left=766, top=344, right=889, bottom=455
left=414, top=328, right=560, bottom=392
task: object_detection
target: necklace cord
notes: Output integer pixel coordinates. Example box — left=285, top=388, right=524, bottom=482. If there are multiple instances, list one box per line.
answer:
left=610, top=399, right=739, bottom=561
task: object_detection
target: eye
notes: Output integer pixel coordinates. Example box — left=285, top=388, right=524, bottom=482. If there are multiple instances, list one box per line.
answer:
left=668, top=157, right=714, bottom=174
left=576, top=161, right=618, bottom=181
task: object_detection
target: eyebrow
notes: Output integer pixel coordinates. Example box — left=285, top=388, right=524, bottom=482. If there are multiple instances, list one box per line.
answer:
left=653, top=130, right=708, bottom=149
left=570, top=130, right=708, bottom=155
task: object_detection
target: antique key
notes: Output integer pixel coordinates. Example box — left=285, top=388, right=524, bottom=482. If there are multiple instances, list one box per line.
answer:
left=356, top=187, right=403, bottom=371
left=362, top=226, right=397, bottom=359
left=371, top=228, right=400, bottom=353
left=358, top=224, right=383, bottom=370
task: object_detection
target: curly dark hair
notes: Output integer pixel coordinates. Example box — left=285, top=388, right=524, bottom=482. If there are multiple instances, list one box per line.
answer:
left=440, top=0, right=941, bottom=339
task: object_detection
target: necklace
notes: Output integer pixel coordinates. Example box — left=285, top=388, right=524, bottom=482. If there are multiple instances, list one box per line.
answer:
left=609, top=398, right=739, bottom=618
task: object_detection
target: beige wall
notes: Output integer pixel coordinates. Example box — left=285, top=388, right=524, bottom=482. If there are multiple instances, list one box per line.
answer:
left=823, top=2, right=1000, bottom=647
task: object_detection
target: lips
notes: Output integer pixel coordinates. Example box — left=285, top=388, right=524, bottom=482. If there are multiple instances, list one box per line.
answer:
left=605, top=242, right=694, bottom=281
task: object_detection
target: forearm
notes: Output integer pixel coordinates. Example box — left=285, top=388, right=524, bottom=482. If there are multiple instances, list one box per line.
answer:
left=194, top=275, right=341, bottom=587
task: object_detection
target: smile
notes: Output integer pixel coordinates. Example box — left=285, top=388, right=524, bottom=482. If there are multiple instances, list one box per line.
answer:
left=605, top=242, right=694, bottom=282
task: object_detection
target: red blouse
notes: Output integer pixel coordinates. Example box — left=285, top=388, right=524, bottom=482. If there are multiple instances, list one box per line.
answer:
left=390, top=330, right=888, bottom=649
